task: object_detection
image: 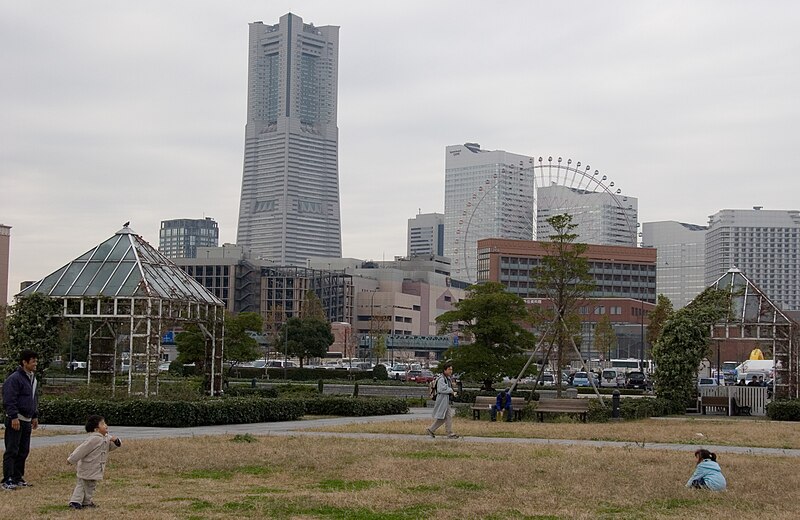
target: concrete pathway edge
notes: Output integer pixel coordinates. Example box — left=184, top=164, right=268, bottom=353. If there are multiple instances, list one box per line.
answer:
left=8, top=408, right=799, bottom=458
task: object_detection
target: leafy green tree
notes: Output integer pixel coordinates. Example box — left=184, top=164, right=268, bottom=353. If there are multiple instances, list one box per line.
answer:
left=530, top=213, right=595, bottom=389
left=647, top=294, right=674, bottom=347
left=437, top=282, right=535, bottom=390
left=175, top=324, right=206, bottom=371
left=651, top=288, right=729, bottom=407
left=372, top=333, right=387, bottom=364
left=0, top=305, right=8, bottom=351
left=224, top=312, right=263, bottom=368
left=275, top=316, right=334, bottom=368
left=3, top=293, right=63, bottom=377
left=61, top=319, right=91, bottom=365
left=593, top=314, right=618, bottom=362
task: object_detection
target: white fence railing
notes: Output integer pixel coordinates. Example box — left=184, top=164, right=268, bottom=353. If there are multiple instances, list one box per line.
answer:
left=698, top=386, right=769, bottom=416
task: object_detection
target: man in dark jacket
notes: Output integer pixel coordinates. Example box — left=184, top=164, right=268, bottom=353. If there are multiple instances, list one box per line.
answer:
left=490, top=389, right=513, bottom=422
left=3, top=350, right=40, bottom=490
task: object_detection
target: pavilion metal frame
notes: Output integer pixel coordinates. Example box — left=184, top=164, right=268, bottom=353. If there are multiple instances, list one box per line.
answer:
left=708, top=268, right=798, bottom=399
left=19, top=226, right=225, bottom=397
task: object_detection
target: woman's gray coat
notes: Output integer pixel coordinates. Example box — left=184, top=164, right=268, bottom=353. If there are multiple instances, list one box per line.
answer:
left=431, top=375, right=454, bottom=419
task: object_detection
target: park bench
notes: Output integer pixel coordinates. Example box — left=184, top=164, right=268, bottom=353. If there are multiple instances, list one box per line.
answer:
left=471, top=395, right=526, bottom=421
left=534, top=398, right=589, bottom=423
left=700, top=396, right=729, bottom=415
left=731, top=397, right=751, bottom=416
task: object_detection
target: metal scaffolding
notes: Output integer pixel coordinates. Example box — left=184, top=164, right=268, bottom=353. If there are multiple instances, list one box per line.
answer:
left=18, top=225, right=225, bottom=396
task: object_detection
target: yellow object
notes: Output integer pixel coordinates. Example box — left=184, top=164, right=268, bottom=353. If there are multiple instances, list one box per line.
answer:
left=749, top=348, right=764, bottom=360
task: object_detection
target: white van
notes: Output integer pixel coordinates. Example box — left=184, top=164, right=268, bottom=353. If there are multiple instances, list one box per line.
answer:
left=600, top=368, right=624, bottom=388
left=266, top=360, right=298, bottom=369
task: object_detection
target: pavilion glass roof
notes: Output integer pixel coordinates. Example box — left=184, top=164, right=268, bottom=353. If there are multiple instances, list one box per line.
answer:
left=709, top=267, right=792, bottom=325
left=19, top=226, right=223, bottom=306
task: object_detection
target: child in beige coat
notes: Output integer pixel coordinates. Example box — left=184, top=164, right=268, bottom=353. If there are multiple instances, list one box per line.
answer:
left=66, top=415, right=121, bottom=509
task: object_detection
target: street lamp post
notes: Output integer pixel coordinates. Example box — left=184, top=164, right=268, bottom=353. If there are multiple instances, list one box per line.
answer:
left=369, top=288, right=378, bottom=363
left=639, top=297, right=645, bottom=365
left=283, top=311, right=289, bottom=380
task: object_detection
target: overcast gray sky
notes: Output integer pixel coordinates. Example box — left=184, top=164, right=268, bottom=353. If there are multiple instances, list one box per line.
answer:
left=2, top=1, right=800, bottom=303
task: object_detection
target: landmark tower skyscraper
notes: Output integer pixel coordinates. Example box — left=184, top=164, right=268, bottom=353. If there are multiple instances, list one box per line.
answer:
left=236, top=13, right=341, bottom=265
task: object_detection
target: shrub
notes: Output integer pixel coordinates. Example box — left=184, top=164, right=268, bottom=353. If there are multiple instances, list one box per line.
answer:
left=156, top=379, right=204, bottom=400
left=225, top=367, right=381, bottom=381
left=586, top=397, right=681, bottom=422
left=620, top=397, right=679, bottom=419
left=37, top=397, right=304, bottom=427
left=225, top=386, right=280, bottom=398
left=300, top=396, right=408, bottom=416
left=372, top=364, right=389, bottom=380
left=767, top=399, right=800, bottom=421
left=587, top=399, right=611, bottom=422
left=274, top=384, right=320, bottom=398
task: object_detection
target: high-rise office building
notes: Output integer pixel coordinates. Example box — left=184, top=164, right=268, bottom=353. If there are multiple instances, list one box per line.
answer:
left=158, top=218, right=219, bottom=259
left=444, top=143, right=535, bottom=283
left=407, top=213, right=444, bottom=257
left=236, top=13, right=341, bottom=265
left=536, top=185, right=638, bottom=247
left=705, top=207, right=800, bottom=310
left=0, top=224, right=10, bottom=305
left=641, top=220, right=707, bottom=309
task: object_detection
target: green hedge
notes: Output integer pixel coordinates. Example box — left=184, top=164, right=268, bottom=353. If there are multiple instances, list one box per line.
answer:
left=14, top=394, right=408, bottom=427
left=766, top=399, right=800, bottom=421
left=225, top=386, right=280, bottom=398
left=225, top=384, right=319, bottom=399
left=301, top=396, right=408, bottom=416
left=37, top=397, right=304, bottom=427
left=587, top=397, right=681, bottom=422
left=227, top=367, right=380, bottom=381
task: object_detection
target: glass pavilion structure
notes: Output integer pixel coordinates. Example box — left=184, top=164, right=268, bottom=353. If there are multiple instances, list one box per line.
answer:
left=19, top=225, right=225, bottom=396
left=708, top=268, right=799, bottom=399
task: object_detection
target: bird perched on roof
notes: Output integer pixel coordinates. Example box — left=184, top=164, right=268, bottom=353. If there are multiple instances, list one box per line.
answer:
left=123, top=221, right=130, bottom=227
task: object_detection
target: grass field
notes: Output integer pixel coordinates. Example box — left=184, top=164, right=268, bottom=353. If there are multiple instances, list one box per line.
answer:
left=1, top=417, right=798, bottom=519
left=307, top=415, right=800, bottom=450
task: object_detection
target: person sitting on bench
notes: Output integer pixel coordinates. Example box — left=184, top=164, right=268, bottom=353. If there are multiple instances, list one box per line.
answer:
left=490, top=389, right=513, bottom=422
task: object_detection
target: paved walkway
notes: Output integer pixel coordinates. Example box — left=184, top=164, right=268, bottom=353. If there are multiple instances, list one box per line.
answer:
left=10, top=408, right=800, bottom=458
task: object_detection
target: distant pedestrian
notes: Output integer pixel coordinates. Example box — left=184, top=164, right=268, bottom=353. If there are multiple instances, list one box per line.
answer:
left=3, top=349, right=40, bottom=490
left=426, top=361, right=459, bottom=439
left=491, top=389, right=513, bottom=422
left=66, top=415, right=122, bottom=509
left=686, top=449, right=726, bottom=491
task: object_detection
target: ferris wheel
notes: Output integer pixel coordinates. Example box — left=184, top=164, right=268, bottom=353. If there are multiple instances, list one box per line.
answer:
left=451, top=156, right=637, bottom=283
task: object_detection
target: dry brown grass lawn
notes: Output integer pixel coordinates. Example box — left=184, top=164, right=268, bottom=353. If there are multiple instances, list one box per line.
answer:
left=308, top=416, right=800, bottom=450
left=30, top=426, right=84, bottom=437
left=0, top=431, right=797, bottom=519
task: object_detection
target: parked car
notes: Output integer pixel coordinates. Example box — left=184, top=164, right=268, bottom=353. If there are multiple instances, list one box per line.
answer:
left=416, top=369, right=436, bottom=384
left=540, top=373, right=556, bottom=387
left=601, top=368, right=624, bottom=388
left=698, top=377, right=719, bottom=390
left=406, top=369, right=436, bottom=383
left=388, top=364, right=409, bottom=380
left=572, top=371, right=592, bottom=387
left=625, top=371, right=651, bottom=390
left=266, top=360, right=297, bottom=369
left=67, top=360, right=87, bottom=370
